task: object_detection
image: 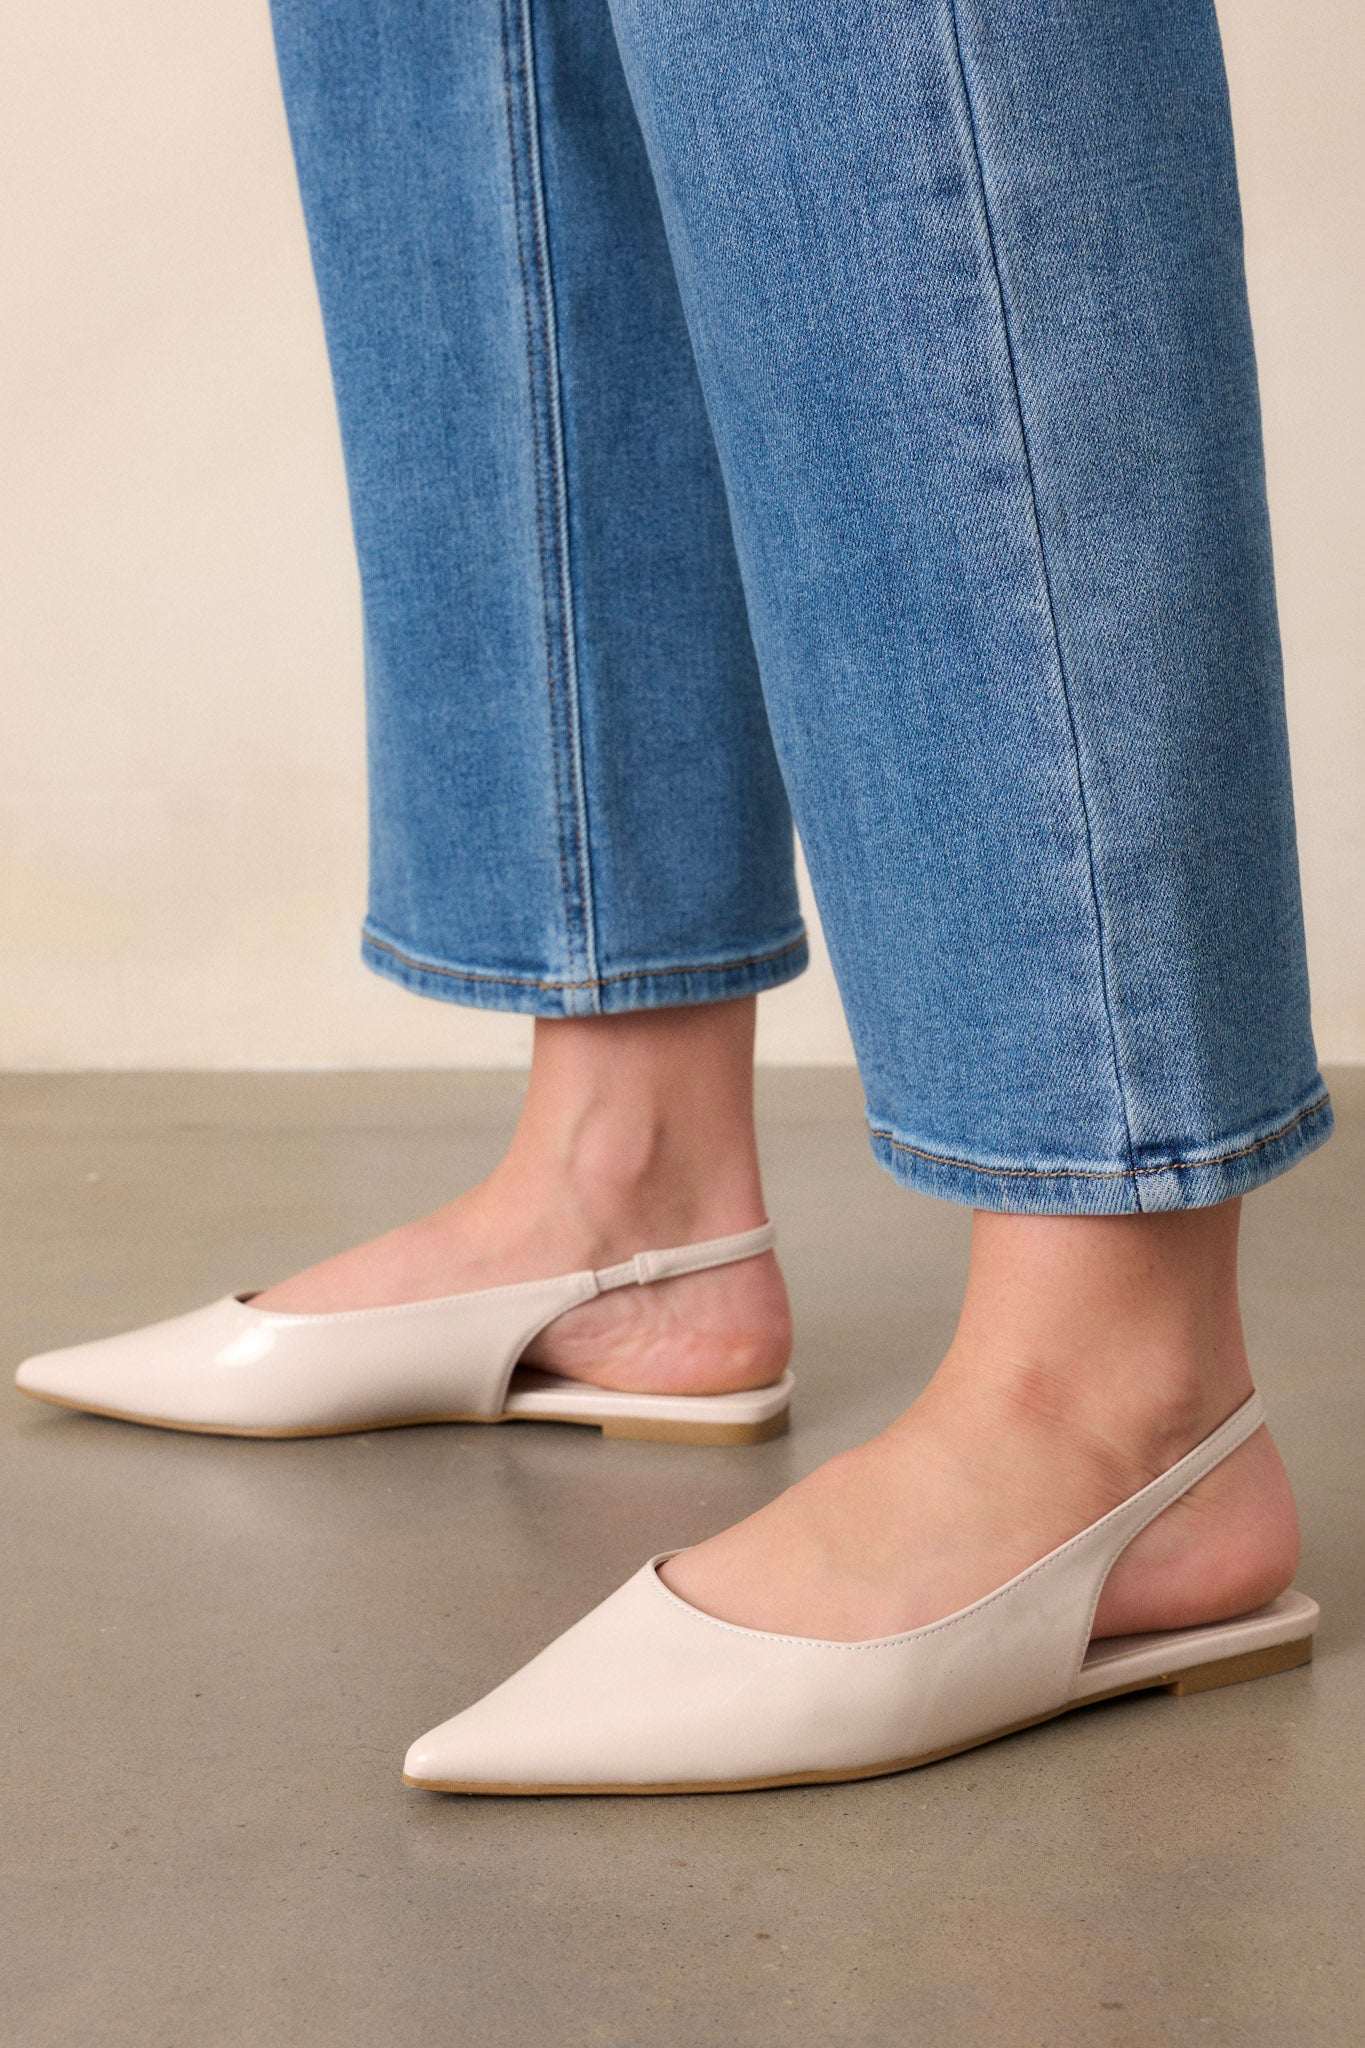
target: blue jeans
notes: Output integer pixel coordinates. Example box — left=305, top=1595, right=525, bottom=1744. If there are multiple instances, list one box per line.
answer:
left=269, top=0, right=1331, bottom=1215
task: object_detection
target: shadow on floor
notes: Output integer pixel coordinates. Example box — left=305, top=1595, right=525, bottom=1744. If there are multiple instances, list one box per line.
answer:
left=2, top=1068, right=1362, bottom=2047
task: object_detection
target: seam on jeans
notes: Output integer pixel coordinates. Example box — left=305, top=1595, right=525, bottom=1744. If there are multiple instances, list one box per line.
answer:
left=869, top=1091, right=1329, bottom=1181
left=499, top=18, right=572, bottom=955
left=363, top=927, right=807, bottom=992
left=516, top=0, right=601, bottom=997
left=944, top=0, right=1140, bottom=1199
left=500, top=0, right=600, bottom=1002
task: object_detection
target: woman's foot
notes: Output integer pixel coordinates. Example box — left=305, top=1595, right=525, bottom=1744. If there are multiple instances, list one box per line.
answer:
left=253, top=1002, right=792, bottom=1397
left=661, top=1203, right=1300, bottom=1644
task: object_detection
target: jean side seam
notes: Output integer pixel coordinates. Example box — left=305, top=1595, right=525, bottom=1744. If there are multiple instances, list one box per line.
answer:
left=869, top=1089, right=1329, bottom=1181
left=513, top=0, right=601, bottom=1000
left=363, top=926, right=807, bottom=992
left=519, top=0, right=601, bottom=1001
left=944, top=1, right=1141, bottom=1199
left=499, top=12, right=573, bottom=966
left=501, top=1, right=600, bottom=1002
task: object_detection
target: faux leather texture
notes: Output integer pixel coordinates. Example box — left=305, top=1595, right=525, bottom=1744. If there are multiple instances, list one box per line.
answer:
left=404, top=1391, right=1318, bottom=1790
left=14, top=1224, right=781, bottom=1434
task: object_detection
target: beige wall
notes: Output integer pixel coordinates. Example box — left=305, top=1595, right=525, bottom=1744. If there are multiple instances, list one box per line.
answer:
left=2, top=2, right=1360, bottom=1070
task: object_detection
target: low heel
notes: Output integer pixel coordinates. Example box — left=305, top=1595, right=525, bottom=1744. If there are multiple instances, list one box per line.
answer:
left=1164, top=1634, right=1312, bottom=1696
left=600, top=1409, right=790, bottom=1447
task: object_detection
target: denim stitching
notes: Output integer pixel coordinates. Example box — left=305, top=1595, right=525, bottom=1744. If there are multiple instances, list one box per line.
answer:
left=499, top=13, right=574, bottom=955
left=513, top=0, right=600, bottom=999
left=501, top=1, right=599, bottom=1000
left=363, top=927, right=807, bottom=992
left=945, top=0, right=1140, bottom=1200
left=870, top=1091, right=1329, bottom=1181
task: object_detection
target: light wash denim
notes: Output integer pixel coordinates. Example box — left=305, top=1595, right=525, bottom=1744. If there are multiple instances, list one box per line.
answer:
left=269, top=0, right=1331, bottom=1215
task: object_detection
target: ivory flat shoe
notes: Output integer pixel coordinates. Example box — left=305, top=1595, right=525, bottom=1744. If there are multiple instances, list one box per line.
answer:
left=14, top=1223, right=790, bottom=1445
left=403, top=1390, right=1316, bottom=1795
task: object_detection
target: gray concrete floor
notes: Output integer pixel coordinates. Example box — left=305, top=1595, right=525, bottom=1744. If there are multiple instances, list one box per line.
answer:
left=2, top=1068, right=1362, bottom=2048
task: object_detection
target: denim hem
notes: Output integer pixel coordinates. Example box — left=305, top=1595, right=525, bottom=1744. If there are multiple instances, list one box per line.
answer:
left=361, top=923, right=809, bottom=1016
left=868, top=1086, right=1334, bottom=1216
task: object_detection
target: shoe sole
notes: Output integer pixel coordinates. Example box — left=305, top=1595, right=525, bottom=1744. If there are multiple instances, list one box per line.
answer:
left=15, top=1383, right=789, bottom=1447
left=401, top=1634, right=1312, bottom=1796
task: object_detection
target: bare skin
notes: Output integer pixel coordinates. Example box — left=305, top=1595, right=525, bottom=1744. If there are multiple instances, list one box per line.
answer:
left=257, top=1001, right=792, bottom=1393
left=661, top=1202, right=1300, bottom=1642
left=258, top=1003, right=1299, bottom=1647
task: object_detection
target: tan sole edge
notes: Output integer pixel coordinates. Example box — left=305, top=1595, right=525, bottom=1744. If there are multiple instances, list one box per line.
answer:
left=16, top=1383, right=788, bottom=1447
left=1159, top=1634, right=1311, bottom=1695
left=402, top=1635, right=1313, bottom=1797
left=597, top=1409, right=788, bottom=1446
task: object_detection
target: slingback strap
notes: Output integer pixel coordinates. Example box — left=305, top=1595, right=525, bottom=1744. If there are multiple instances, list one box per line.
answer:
left=592, top=1222, right=777, bottom=1295
left=1090, top=1388, right=1267, bottom=1557
left=1046, top=1387, right=1268, bottom=1689
left=856, top=1386, right=1274, bottom=1735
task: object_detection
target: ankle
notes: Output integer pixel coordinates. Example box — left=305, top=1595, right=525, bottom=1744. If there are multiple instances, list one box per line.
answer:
left=928, top=1332, right=1252, bottom=1498
left=496, top=1002, right=769, bottom=1255
left=543, top=1108, right=759, bottom=1217
left=488, top=1098, right=762, bottom=1254
left=937, top=1201, right=1255, bottom=1473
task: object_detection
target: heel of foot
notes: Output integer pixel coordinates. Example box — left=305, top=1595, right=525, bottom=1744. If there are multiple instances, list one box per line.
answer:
left=600, top=1409, right=790, bottom=1447
left=1164, top=1635, right=1312, bottom=1696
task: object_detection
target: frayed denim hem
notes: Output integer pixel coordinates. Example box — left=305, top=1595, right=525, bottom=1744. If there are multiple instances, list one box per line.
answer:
left=360, top=922, right=809, bottom=1017
left=869, top=1087, right=1334, bottom=1216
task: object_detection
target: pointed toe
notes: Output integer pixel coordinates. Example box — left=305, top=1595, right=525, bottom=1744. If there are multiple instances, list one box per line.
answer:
left=15, top=1349, right=67, bottom=1399
left=15, top=1339, right=119, bottom=1411
left=12, top=1226, right=786, bottom=1440
left=12, top=1302, right=256, bottom=1430
left=400, top=1682, right=596, bottom=1791
left=401, top=1732, right=446, bottom=1785
left=401, top=1397, right=1318, bottom=1797
left=400, top=1709, right=546, bottom=1791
